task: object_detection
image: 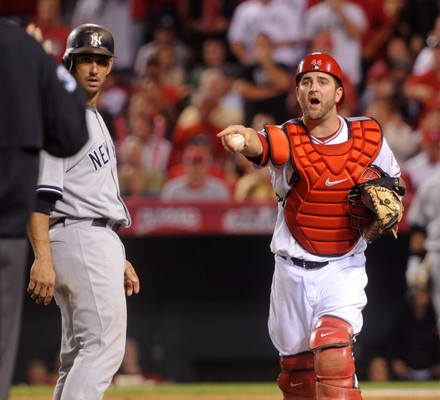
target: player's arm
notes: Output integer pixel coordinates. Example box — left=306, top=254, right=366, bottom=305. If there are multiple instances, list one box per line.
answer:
left=27, top=188, right=60, bottom=305
left=409, top=229, right=426, bottom=253
left=405, top=178, right=430, bottom=288
left=234, top=79, right=282, bottom=100
left=27, top=211, right=55, bottom=306
left=405, top=225, right=428, bottom=288
left=124, top=260, right=140, bottom=296
left=229, top=42, right=251, bottom=65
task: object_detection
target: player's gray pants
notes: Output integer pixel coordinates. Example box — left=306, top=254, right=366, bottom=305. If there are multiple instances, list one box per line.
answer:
left=50, top=223, right=127, bottom=400
left=0, top=238, right=27, bottom=400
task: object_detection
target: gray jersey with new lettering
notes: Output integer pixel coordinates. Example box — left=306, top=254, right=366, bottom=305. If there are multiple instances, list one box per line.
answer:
left=36, top=103, right=131, bottom=399
left=37, top=104, right=130, bottom=226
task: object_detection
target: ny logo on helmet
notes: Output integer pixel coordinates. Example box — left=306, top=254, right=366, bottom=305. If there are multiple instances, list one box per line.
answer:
left=90, top=32, right=102, bottom=47
left=311, top=59, right=322, bottom=70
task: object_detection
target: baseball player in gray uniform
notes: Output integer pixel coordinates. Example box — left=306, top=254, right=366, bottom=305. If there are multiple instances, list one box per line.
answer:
left=218, top=53, right=405, bottom=399
left=27, top=24, right=140, bottom=400
left=405, top=171, right=440, bottom=331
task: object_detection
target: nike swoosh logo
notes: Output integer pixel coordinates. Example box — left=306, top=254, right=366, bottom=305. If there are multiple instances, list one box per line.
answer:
left=320, top=331, right=334, bottom=337
left=290, top=382, right=304, bottom=387
left=325, top=178, right=347, bottom=187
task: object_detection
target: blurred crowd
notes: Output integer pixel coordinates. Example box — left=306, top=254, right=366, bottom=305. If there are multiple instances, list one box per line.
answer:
left=2, top=0, right=439, bottom=204
left=4, top=0, right=440, bottom=384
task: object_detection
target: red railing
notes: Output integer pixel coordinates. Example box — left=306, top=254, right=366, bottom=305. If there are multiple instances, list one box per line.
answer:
left=121, top=199, right=278, bottom=236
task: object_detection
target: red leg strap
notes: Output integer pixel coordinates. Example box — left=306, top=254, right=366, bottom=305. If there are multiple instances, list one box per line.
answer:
left=278, top=352, right=317, bottom=400
left=316, top=382, right=362, bottom=399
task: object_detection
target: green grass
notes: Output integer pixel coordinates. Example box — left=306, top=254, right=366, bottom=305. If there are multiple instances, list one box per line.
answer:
left=10, top=381, right=440, bottom=395
left=361, top=381, right=440, bottom=389
left=11, top=383, right=278, bottom=395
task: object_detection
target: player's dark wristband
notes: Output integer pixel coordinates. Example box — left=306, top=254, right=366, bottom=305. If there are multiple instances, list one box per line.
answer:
left=34, top=192, right=59, bottom=214
left=409, top=224, right=427, bottom=235
left=409, top=250, right=426, bottom=259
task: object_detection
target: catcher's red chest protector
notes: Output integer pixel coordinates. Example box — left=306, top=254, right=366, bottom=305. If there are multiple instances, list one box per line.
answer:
left=265, top=118, right=382, bottom=256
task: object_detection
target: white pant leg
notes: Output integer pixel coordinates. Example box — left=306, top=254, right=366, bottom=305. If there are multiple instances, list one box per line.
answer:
left=51, top=226, right=127, bottom=400
left=268, top=255, right=314, bottom=355
left=268, top=253, right=368, bottom=356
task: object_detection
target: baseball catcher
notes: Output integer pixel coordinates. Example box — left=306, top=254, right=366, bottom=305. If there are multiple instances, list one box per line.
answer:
left=348, top=165, right=406, bottom=243
left=218, top=52, right=406, bottom=399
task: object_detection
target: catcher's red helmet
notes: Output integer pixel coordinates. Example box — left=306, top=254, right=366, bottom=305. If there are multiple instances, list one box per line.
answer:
left=62, top=24, right=115, bottom=71
left=295, top=52, right=345, bottom=104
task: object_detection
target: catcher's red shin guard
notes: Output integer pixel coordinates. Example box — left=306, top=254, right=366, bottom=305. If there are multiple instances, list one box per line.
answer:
left=316, top=382, right=362, bottom=399
left=309, top=316, right=361, bottom=398
left=277, top=352, right=317, bottom=399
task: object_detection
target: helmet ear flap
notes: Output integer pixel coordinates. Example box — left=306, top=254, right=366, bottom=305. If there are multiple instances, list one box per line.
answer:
left=62, top=53, right=72, bottom=71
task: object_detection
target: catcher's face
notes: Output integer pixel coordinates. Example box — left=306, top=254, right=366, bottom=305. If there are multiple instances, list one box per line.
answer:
left=72, top=54, right=113, bottom=103
left=296, top=72, right=343, bottom=121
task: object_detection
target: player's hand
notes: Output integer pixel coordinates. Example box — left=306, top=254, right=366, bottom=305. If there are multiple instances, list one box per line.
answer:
left=217, top=125, right=262, bottom=157
left=27, top=259, right=56, bottom=306
left=26, top=23, right=53, bottom=55
left=124, top=260, right=140, bottom=296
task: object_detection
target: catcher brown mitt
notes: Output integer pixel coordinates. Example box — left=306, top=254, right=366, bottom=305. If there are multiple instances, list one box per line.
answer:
left=348, top=165, right=406, bottom=243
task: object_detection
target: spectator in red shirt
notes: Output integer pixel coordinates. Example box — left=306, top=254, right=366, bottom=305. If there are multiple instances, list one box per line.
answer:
left=27, top=0, right=70, bottom=64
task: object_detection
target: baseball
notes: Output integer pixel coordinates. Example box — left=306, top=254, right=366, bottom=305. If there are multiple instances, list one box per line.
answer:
left=230, top=133, right=245, bottom=151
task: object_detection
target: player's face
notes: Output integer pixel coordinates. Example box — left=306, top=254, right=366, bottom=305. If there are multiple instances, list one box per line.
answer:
left=296, top=72, right=343, bottom=121
left=73, top=54, right=113, bottom=103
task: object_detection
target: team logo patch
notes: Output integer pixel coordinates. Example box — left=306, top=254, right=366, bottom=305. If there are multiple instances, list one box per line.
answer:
left=311, top=58, right=322, bottom=70
left=325, top=178, right=347, bottom=187
left=56, top=65, right=77, bottom=93
left=90, top=32, right=102, bottom=47
left=88, top=141, right=110, bottom=171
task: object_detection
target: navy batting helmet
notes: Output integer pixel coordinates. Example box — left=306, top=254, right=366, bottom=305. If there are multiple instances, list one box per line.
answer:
left=62, top=24, right=115, bottom=71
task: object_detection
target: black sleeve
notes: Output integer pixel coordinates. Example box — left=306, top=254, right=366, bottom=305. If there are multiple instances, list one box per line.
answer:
left=34, top=191, right=61, bottom=215
left=409, top=224, right=427, bottom=235
left=40, top=53, right=89, bottom=157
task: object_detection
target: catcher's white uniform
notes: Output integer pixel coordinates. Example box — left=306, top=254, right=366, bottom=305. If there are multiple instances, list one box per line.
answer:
left=266, top=116, right=401, bottom=355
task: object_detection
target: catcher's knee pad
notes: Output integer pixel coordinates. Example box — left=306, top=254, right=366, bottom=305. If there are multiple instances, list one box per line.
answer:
left=309, top=316, right=357, bottom=389
left=277, top=352, right=317, bottom=399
